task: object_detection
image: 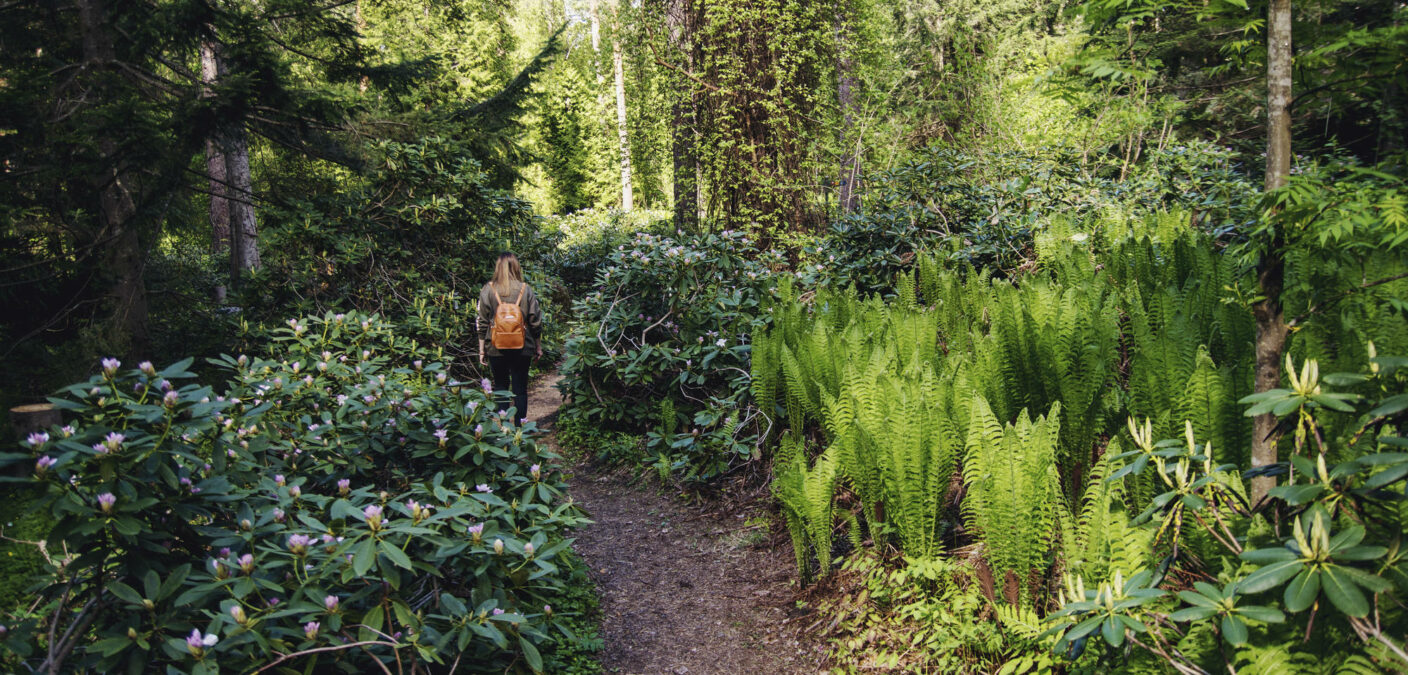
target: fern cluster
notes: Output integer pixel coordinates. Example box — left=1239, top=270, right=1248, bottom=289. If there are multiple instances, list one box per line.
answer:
left=756, top=224, right=1269, bottom=597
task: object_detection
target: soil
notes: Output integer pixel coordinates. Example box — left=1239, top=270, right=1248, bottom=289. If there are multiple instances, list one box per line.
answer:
left=527, top=375, right=827, bottom=675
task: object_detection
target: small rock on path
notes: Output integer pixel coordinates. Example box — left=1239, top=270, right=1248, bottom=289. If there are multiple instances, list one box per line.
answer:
left=527, top=375, right=825, bottom=675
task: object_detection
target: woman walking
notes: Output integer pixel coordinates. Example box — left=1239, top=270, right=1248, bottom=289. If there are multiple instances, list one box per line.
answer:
left=477, top=252, right=544, bottom=423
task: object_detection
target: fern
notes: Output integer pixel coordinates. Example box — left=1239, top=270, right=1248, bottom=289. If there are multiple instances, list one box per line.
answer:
left=1175, top=346, right=1235, bottom=465
left=658, top=398, right=677, bottom=438
left=1064, top=439, right=1152, bottom=581
left=963, top=396, right=1064, bottom=601
left=993, top=603, right=1045, bottom=642
left=1234, top=643, right=1322, bottom=675
left=771, top=436, right=839, bottom=581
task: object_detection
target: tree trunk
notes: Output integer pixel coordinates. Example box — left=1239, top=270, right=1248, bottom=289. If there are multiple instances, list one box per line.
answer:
left=589, top=0, right=605, bottom=87
left=1250, top=0, right=1293, bottom=507
left=665, top=0, right=698, bottom=230
left=611, top=7, right=634, bottom=212
left=201, top=35, right=258, bottom=281
left=835, top=3, right=859, bottom=215
left=200, top=40, right=231, bottom=254
left=78, top=0, right=149, bottom=353
left=225, top=125, right=261, bottom=279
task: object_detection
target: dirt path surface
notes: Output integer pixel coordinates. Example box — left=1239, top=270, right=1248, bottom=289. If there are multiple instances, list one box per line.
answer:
left=527, top=375, right=825, bottom=675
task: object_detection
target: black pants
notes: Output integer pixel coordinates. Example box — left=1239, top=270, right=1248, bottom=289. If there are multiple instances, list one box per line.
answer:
left=488, top=350, right=531, bottom=422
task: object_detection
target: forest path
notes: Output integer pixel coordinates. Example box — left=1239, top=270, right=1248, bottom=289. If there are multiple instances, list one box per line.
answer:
left=527, top=375, right=825, bottom=674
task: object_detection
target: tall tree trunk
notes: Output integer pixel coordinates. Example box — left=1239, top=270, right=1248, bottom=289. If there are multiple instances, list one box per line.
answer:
left=611, top=7, right=634, bottom=212
left=200, top=40, right=230, bottom=254
left=201, top=35, right=261, bottom=281
left=356, top=0, right=369, bottom=92
left=589, top=0, right=605, bottom=87
left=665, top=0, right=698, bottom=230
left=1250, top=0, right=1293, bottom=506
left=835, top=3, right=859, bottom=215
left=78, top=0, right=148, bottom=353
left=225, top=126, right=261, bottom=280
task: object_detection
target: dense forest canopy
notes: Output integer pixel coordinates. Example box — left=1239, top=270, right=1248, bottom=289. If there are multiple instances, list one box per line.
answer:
left=1, top=0, right=1406, bottom=672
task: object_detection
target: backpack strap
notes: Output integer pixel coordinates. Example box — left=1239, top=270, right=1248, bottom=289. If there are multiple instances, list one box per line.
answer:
left=492, top=283, right=527, bottom=307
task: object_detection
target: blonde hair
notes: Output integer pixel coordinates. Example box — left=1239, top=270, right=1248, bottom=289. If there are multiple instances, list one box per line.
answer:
left=491, top=252, right=524, bottom=296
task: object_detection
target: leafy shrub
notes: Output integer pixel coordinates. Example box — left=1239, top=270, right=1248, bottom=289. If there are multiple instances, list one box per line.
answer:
left=558, top=230, right=780, bottom=480
left=807, top=142, right=1258, bottom=296
left=1048, top=350, right=1408, bottom=671
left=539, top=209, right=671, bottom=298
left=554, top=411, right=641, bottom=465
left=0, top=311, right=587, bottom=674
left=536, top=550, right=604, bottom=675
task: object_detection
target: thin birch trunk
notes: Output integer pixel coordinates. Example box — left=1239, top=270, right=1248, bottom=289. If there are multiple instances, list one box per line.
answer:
left=611, top=9, right=634, bottom=212
left=1250, top=0, right=1293, bottom=506
left=589, top=0, right=604, bottom=87
left=835, top=3, right=859, bottom=215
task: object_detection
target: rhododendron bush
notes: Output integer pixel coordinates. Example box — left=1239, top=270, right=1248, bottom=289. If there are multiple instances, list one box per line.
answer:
left=557, top=230, right=781, bottom=480
left=1, top=312, right=585, bottom=674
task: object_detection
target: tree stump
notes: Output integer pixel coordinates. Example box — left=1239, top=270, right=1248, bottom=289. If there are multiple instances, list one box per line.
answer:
left=11, top=403, right=61, bottom=443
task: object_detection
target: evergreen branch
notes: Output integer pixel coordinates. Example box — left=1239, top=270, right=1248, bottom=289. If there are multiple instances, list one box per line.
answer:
left=459, top=26, right=565, bottom=128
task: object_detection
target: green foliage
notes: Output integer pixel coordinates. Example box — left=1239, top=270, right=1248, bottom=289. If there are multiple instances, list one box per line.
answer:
left=755, top=278, right=965, bottom=560
left=801, top=142, right=1259, bottom=297
left=963, top=399, right=1064, bottom=594
left=0, top=487, right=53, bottom=612
left=773, top=436, right=839, bottom=580
left=755, top=224, right=1261, bottom=593
left=1074, top=0, right=1408, bottom=160
left=537, top=550, right=605, bottom=675
left=1063, top=440, right=1154, bottom=586
left=1047, top=351, right=1408, bottom=671
left=246, top=136, right=558, bottom=376
left=540, top=209, right=672, bottom=298
left=535, top=64, right=599, bottom=213
left=555, top=410, right=642, bottom=466
left=812, top=552, right=1057, bottom=672
left=558, top=230, right=780, bottom=480
left=0, top=312, right=590, bottom=673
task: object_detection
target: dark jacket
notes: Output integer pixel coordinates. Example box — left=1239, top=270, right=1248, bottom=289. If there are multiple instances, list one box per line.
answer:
left=477, top=280, right=544, bottom=357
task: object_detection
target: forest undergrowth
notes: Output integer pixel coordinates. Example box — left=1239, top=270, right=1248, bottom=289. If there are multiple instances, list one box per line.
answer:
left=3, top=0, right=1408, bottom=672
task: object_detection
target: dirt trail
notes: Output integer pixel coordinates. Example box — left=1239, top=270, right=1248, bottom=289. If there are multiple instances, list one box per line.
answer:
left=527, top=375, right=825, bottom=675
